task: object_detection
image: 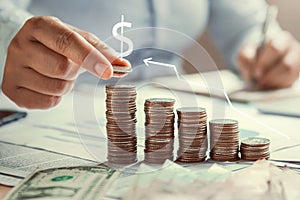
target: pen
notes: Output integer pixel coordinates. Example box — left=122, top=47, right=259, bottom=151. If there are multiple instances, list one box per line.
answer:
left=257, top=5, right=279, bottom=56
left=251, top=5, right=278, bottom=86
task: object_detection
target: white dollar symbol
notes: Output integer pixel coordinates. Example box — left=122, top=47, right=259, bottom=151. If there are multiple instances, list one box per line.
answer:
left=112, top=15, right=134, bottom=59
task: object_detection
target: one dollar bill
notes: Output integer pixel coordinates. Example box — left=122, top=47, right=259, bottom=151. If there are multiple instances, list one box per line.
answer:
left=4, top=165, right=120, bottom=200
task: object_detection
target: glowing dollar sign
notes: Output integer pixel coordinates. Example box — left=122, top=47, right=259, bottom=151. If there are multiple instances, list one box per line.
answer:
left=112, top=15, right=133, bottom=59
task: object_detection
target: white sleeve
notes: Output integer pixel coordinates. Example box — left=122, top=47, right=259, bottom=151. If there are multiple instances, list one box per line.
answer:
left=0, top=0, right=33, bottom=84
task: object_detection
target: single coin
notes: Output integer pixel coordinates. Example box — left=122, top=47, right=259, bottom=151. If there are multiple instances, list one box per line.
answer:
left=106, top=84, right=135, bottom=89
left=209, top=119, right=238, bottom=125
left=145, top=98, right=175, bottom=106
left=176, top=107, right=206, bottom=114
left=112, top=65, right=132, bottom=74
left=241, top=137, right=270, bottom=146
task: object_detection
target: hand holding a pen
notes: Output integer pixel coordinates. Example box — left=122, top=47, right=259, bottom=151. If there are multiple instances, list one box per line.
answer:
left=238, top=31, right=300, bottom=90
left=238, top=5, right=300, bottom=90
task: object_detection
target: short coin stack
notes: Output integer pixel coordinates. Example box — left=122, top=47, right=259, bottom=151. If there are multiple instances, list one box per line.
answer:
left=209, top=119, right=239, bottom=161
left=144, top=98, right=175, bottom=164
left=176, top=107, right=208, bottom=163
left=105, top=85, right=137, bottom=165
left=240, top=137, right=270, bottom=161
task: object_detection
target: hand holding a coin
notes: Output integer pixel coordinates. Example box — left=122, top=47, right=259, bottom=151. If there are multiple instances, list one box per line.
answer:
left=2, top=16, right=131, bottom=109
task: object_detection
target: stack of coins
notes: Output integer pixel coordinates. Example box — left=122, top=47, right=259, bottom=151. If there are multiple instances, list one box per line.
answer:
left=176, top=107, right=208, bottom=163
left=209, top=119, right=239, bottom=161
left=144, top=98, right=175, bottom=164
left=240, top=137, right=270, bottom=161
left=105, top=85, right=137, bottom=165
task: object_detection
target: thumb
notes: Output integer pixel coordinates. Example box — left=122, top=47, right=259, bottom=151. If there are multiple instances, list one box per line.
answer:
left=68, top=24, right=119, bottom=63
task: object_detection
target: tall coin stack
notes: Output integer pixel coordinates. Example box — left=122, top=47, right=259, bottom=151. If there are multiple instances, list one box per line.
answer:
left=105, top=85, right=137, bottom=165
left=209, top=119, right=239, bottom=161
left=240, top=137, right=270, bottom=161
left=144, top=98, right=175, bottom=164
left=176, top=107, right=208, bottom=163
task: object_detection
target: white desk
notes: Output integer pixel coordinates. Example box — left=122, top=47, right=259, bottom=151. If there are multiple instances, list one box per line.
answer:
left=0, top=82, right=300, bottom=198
left=1, top=83, right=299, bottom=161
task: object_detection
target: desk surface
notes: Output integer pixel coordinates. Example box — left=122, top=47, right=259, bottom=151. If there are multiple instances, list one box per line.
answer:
left=1, top=84, right=299, bottom=162
left=0, top=83, right=299, bottom=196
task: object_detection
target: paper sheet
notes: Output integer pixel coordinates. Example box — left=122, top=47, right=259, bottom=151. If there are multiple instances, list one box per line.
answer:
left=153, top=70, right=300, bottom=102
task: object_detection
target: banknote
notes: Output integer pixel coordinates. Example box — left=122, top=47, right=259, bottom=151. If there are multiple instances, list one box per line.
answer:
left=124, top=160, right=300, bottom=200
left=124, top=160, right=231, bottom=200
left=4, top=165, right=120, bottom=200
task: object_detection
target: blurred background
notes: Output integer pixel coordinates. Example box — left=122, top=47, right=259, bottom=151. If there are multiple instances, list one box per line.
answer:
left=184, top=0, right=300, bottom=73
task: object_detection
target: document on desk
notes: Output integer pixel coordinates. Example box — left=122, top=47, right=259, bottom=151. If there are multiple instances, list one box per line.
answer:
left=256, top=97, right=300, bottom=118
left=153, top=70, right=300, bottom=102
left=0, top=90, right=108, bottom=162
left=0, top=141, right=97, bottom=186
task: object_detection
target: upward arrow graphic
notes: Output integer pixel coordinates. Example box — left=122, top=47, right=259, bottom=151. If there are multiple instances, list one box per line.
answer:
left=143, top=57, right=181, bottom=80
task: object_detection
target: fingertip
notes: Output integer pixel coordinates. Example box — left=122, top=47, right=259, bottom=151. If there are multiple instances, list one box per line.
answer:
left=254, top=84, right=263, bottom=91
left=51, top=95, right=62, bottom=108
left=256, top=77, right=269, bottom=91
left=242, top=69, right=251, bottom=82
left=82, top=48, right=114, bottom=79
left=103, top=65, right=113, bottom=80
left=242, top=45, right=257, bottom=61
left=94, top=63, right=113, bottom=80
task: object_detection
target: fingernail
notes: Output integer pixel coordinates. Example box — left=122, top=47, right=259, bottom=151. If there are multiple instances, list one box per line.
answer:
left=244, top=46, right=256, bottom=60
left=82, top=48, right=113, bottom=79
left=272, top=39, right=286, bottom=50
left=94, top=63, right=113, bottom=80
left=112, top=58, right=131, bottom=66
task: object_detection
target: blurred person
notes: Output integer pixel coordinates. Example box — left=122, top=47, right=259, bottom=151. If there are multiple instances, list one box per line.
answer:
left=0, top=0, right=299, bottom=109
